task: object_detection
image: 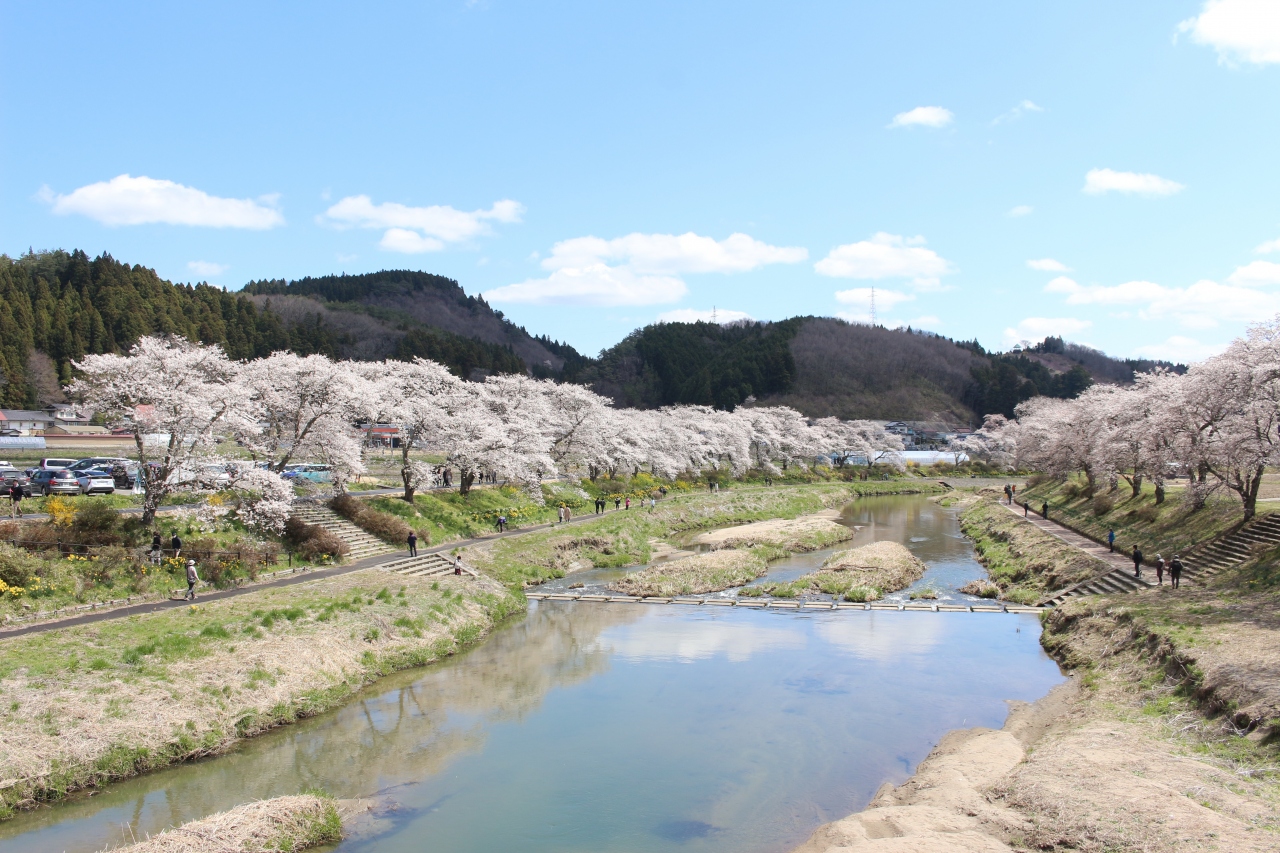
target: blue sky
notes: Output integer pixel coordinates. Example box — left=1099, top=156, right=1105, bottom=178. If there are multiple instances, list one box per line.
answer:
left=3, top=1, right=1279, bottom=361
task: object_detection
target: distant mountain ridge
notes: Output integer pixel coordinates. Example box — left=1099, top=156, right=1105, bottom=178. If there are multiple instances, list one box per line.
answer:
left=0, top=250, right=1177, bottom=423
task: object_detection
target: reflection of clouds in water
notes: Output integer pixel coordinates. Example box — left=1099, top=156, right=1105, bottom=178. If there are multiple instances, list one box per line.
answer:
left=815, top=614, right=947, bottom=662
left=595, top=616, right=806, bottom=663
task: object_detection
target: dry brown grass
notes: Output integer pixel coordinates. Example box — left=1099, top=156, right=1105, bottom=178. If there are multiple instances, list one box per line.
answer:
left=692, top=515, right=854, bottom=552
left=609, top=549, right=767, bottom=597
left=0, top=569, right=519, bottom=817
left=105, top=794, right=341, bottom=852
left=818, top=541, right=927, bottom=592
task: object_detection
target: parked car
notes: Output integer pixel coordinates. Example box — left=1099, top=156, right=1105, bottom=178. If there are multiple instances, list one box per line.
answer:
left=69, top=457, right=135, bottom=488
left=39, top=457, right=79, bottom=470
left=0, top=467, right=32, bottom=497
left=282, top=463, right=332, bottom=483
left=30, top=468, right=82, bottom=496
left=0, top=429, right=21, bottom=437
left=75, top=469, right=116, bottom=495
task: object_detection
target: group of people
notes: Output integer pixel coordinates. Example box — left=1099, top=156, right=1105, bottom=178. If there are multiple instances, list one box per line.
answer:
left=145, top=531, right=201, bottom=600
left=1126, top=543, right=1184, bottom=588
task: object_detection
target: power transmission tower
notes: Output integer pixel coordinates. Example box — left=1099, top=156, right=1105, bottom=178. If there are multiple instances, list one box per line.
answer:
left=869, top=287, right=877, bottom=325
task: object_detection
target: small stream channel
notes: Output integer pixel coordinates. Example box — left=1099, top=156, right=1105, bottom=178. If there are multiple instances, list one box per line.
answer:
left=1, top=494, right=1064, bottom=853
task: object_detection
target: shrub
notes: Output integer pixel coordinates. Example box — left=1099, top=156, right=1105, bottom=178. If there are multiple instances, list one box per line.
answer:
left=959, top=579, right=1001, bottom=599
left=842, top=586, right=879, bottom=602
left=1135, top=504, right=1159, bottom=523
left=330, top=495, right=422, bottom=547
left=70, top=500, right=122, bottom=545
left=1091, top=494, right=1114, bottom=516
left=297, top=528, right=348, bottom=562
left=0, top=543, right=39, bottom=588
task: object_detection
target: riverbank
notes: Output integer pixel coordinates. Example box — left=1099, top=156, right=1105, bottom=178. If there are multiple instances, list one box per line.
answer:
left=107, top=794, right=341, bottom=852
left=797, top=507, right=1280, bottom=852
left=463, top=480, right=944, bottom=589
left=0, top=567, right=521, bottom=819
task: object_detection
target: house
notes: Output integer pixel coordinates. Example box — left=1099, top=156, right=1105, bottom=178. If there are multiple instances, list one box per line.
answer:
left=0, top=409, right=57, bottom=433
left=45, top=424, right=110, bottom=435
left=47, top=404, right=94, bottom=425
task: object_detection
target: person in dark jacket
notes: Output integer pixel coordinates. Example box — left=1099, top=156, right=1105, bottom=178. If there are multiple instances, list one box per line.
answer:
left=9, top=482, right=22, bottom=519
left=171, top=533, right=182, bottom=558
left=150, top=532, right=163, bottom=565
left=407, top=531, right=418, bottom=557
left=1131, top=545, right=1144, bottom=578
left=1169, top=555, right=1183, bottom=588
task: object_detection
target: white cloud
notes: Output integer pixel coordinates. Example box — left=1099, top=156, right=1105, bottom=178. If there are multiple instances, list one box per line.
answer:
left=888, top=106, right=953, bottom=129
left=1007, top=205, right=1033, bottom=217
left=187, top=260, right=228, bottom=277
left=483, top=265, right=686, bottom=307
left=322, top=195, right=523, bottom=252
left=1003, top=317, right=1092, bottom=346
left=1027, top=258, right=1069, bottom=272
left=992, top=100, right=1044, bottom=124
left=379, top=228, right=446, bottom=254
left=44, top=174, right=283, bottom=229
left=487, top=230, right=801, bottom=307
left=1256, top=237, right=1280, bottom=254
left=1083, top=168, right=1184, bottom=197
left=543, top=232, right=806, bottom=274
left=1044, top=276, right=1280, bottom=328
left=1226, top=260, right=1280, bottom=286
left=1179, top=0, right=1280, bottom=66
left=1131, top=335, right=1228, bottom=363
left=656, top=308, right=755, bottom=325
left=815, top=233, right=951, bottom=289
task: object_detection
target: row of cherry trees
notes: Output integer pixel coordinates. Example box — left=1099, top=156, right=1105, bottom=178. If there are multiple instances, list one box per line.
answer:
left=960, top=318, right=1280, bottom=521
left=71, top=336, right=908, bottom=529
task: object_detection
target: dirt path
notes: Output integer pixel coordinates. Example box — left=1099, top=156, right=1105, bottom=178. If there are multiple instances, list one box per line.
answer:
left=0, top=510, right=606, bottom=639
left=999, top=501, right=1136, bottom=574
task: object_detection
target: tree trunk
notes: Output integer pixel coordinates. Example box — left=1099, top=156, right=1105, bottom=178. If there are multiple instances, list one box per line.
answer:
left=1154, top=478, right=1165, bottom=505
left=1131, top=474, right=1143, bottom=498
left=401, top=444, right=414, bottom=503
left=459, top=471, right=475, bottom=495
left=1242, top=464, right=1264, bottom=521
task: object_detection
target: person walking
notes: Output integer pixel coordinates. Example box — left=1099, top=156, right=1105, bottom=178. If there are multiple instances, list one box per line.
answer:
left=625, top=497, right=630, bottom=510
left=1131, top=545, right=1144, bottom=579
left=1108, top=528, right=1116, bottom=552
left=9, top=481, right=22, bottom=519
left=171, top=533, right=183, bottom=559
left=1169, top=555, right=1183, bottom=589
left=1011, top=484, right=1017, bottom=500
left=1041, top=502, right=1049, bottom=519
left=614, top=496, right=621, bottom=511
left=557, top=505, right=565, bottom=524
left=1023, top=501, right=1029, bottom=518
left=1154, top=554, right=1165, bottom=586
left=150, top=532, right=163, bottom=565
left=1004, top=484, right=1013, bottom=505
left=649, top=497, right=656, bottom=512
left=184, top=558, right=200, bottom=601
left=454, top=556, right=463, bottom=576
left=407, top=531, right=418, bottom=557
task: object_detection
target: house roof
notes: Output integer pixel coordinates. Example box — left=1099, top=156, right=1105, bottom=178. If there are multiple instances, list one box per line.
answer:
left=0, top=410, right=56, bottom=422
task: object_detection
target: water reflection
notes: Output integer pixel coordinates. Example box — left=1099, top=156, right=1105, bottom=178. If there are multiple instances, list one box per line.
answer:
left=2, top=496, right=1063, bottom=853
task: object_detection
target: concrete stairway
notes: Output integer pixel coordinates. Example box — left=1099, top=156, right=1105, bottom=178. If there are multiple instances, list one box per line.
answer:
left=1039, top=565, right=1154, bottom=607
left=379, top=552, right=479, bottom=578
left=290, top=502, right=395, bottom=561
left=1039, top=511, right=1280, bottom=607
left=1181, top=512, right=1280, bottom=584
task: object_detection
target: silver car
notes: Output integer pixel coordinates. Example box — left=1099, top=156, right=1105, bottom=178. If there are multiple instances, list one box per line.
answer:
left=75, top=469, right=116, bottom=495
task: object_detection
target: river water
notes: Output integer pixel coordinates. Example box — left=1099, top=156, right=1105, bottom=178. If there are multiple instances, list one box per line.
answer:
left=1, top=495, right=1064, bottom=853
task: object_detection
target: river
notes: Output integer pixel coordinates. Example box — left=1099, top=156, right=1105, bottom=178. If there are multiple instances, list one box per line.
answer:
left=0, top=494, right=1064, bottom=853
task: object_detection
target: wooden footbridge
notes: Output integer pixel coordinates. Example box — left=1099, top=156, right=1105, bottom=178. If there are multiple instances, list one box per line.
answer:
left=524, top=591, right=1045, bottom=614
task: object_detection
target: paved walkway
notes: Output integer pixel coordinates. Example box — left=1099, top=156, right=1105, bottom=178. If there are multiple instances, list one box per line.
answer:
left=0, top=508, right=614, bottom=639
left=999, top=501, right=1135, bottom=573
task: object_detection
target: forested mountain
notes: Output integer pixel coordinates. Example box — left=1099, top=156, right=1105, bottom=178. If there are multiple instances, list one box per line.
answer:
left=1, top=249, right=1174, bottom=422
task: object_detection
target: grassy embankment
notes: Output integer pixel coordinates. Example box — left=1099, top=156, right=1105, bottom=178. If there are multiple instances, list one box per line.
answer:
left=1021, top=474, right=1270, bottom=557
left=611, top=550, right=769, bottom=597
left=0, top=567, right=521, bottom=820
left=462, top=480, right=942, bottom=591
left=746, top=540, right=926, bottom=601
left=110, top=793, right=342, bottom=853
left=959, top=497, right=1108, bottom=604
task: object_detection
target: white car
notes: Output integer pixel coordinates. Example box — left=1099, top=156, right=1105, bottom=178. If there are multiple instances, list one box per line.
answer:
left=75, top=469, right=116, bottom=495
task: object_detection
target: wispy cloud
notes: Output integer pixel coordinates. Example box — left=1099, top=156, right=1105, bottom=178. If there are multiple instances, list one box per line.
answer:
left=888, top=106, right=953, bottom=129
left=322, top=195, right=523, bottom=253
left=187, top=260, right=228, bottom=277
left=1083, top=168, right=1184, bottom=197
left=1027, top=258, right=1070, bottom=272
left=1007, top=205, right=1033, bottom=217
left=992, top=99, right=1043, bottom=124
left=42, top=175, right=283, bottom=229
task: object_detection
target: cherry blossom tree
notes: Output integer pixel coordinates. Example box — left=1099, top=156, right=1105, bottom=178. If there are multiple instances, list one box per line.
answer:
left=948, top=415, right=1017, bottom=471
left=70, top=336, right=249, bottom=525
left=370, top=358, right=463, bottom=502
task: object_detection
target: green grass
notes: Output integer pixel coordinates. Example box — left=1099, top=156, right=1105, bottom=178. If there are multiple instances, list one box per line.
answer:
left=1021, top=475, right=1266, bottom=558
left=369, top=484, right=563, bottom=542
left=473, top=480, right=943, bottom=590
